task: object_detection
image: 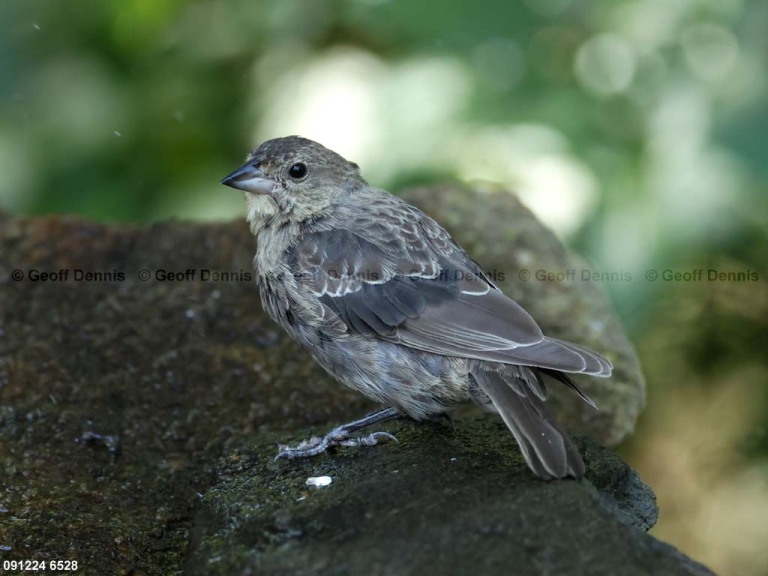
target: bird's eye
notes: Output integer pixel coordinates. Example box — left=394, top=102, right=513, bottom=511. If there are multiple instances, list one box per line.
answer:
left=288, top=162, right=308, bottom=179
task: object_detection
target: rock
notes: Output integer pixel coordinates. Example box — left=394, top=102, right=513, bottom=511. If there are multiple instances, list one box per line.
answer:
left=401, top=186, right=645, bottom=446
left=0, top=193, right=686, bottom=575
left=188, top=420, right=711, bottom=576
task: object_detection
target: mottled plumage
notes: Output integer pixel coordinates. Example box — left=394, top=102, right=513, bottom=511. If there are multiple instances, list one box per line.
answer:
left=222, top=136, right=612, bottom=479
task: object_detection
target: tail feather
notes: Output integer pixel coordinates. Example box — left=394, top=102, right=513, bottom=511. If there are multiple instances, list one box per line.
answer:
left=539, top=368, right=598, bottom=409
left=471, top=366, right=585, bottom=479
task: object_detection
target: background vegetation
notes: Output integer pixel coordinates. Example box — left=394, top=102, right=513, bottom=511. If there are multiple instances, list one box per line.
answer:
left=2, top=1, right=766, bottom=573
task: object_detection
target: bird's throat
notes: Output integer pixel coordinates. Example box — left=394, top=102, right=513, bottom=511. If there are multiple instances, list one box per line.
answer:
left=245, top=193, right=278, bottom=235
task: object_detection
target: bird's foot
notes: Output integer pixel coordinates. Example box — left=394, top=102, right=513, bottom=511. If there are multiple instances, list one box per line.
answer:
left=275, top=408, right=401, bottom=460
left=276, top=427, right=398, bottom=460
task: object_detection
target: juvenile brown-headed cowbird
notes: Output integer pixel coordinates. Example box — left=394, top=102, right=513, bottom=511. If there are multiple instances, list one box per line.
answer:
left=222, top=136, right=612, bottom=479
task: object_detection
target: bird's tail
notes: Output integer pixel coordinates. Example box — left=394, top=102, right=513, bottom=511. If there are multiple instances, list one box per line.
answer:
left=470, top=365, right=585, bottom=479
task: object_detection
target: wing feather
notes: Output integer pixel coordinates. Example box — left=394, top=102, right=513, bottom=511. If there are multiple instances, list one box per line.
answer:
left=293, top=201, right=612, bottom=378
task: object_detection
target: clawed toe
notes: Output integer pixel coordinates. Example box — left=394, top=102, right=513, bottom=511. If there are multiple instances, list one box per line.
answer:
left=275, top=436, right=328, bottom=460
left=274, top=429, right=398, bottom=460
left=338, top=431, right=399, bottom=447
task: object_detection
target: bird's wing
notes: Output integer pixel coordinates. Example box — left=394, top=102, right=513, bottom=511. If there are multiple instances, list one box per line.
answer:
left=293, top=200, right=611, bottom=377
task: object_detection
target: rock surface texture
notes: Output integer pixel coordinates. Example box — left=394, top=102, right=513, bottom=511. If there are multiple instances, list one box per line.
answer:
left=0, top=188, right=704, bottom=575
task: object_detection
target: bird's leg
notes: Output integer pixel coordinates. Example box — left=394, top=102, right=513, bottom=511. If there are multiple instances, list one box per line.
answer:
left=276, top=408, right=401, bottom=460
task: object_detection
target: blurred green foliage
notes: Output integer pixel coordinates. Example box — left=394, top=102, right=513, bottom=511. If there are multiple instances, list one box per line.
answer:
left=1, top=1, right=767, bottom=574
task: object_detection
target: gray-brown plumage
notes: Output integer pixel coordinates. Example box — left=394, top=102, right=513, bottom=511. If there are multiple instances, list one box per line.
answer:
left=222, top=136, right=612, bottom=480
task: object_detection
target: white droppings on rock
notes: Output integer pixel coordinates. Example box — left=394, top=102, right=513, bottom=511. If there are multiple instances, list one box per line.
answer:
left=306, top=475, right=332, bottom=488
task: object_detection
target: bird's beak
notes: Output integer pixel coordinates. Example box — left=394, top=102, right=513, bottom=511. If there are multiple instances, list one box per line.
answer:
left=220, top=162, right=279, bottom=195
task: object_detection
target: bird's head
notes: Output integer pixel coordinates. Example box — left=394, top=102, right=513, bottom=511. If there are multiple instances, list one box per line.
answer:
left=221, top=136, right=365, bottom=232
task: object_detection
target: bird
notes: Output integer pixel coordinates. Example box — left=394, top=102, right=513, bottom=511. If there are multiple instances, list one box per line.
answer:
left=221, top=136, right=612, bottom=480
